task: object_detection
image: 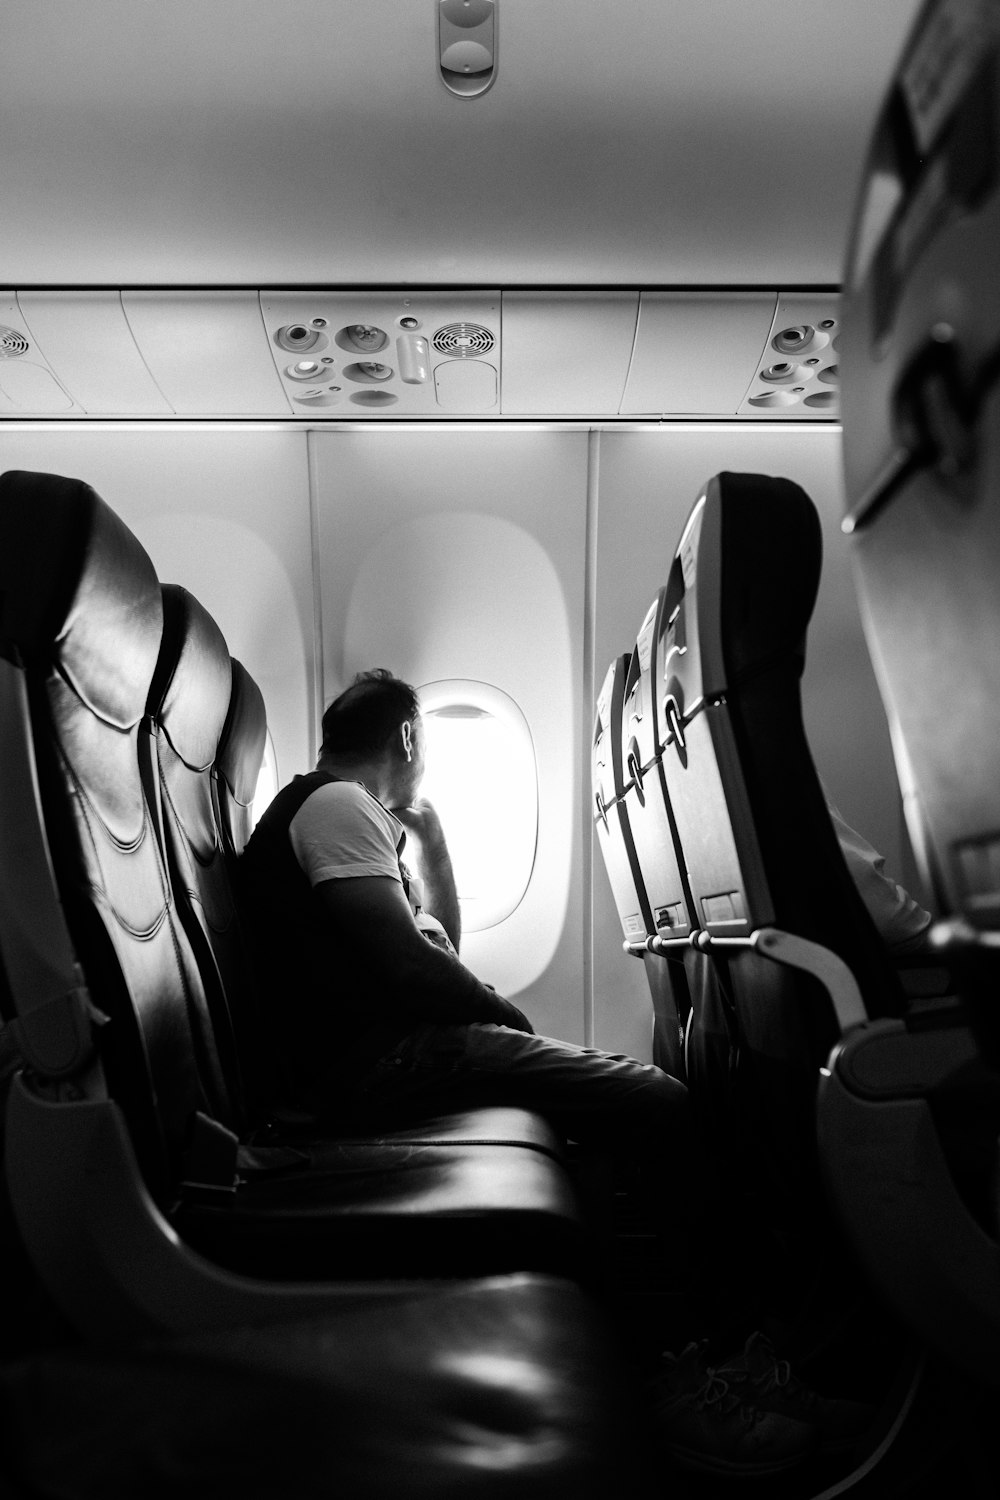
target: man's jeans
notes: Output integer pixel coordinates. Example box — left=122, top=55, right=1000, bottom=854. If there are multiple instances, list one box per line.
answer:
left=348, top=1022, right=688, bottom=1149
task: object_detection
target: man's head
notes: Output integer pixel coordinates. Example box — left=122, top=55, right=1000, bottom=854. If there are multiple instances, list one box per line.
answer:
left=318, top=668, right=425, bottom=806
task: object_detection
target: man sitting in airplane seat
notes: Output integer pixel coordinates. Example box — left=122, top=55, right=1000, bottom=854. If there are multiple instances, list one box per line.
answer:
left=239, top=668, right=685, bottom=1150
left=240, top=669, right=878, bottom=1476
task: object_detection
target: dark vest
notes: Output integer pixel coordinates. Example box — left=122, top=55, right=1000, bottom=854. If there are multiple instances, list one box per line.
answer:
left=238, top=771, right=413, bottom=1113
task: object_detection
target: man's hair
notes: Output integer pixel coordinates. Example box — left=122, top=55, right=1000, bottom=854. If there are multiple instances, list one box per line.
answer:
left=320, top=668, right=420, bottom=758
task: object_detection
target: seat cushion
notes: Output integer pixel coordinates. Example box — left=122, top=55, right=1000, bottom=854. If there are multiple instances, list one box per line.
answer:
left=176, top=1140, right=586, bottom=1280
left=0, top=1273, right=658, bottom=1499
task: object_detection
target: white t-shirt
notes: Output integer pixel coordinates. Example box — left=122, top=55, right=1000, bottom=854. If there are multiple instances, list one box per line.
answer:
left=289, top=778, right=454, bottom=950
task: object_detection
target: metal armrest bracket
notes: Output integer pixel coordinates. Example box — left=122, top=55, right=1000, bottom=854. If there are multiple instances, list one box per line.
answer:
left=694, top=925, right=867, bottom=1032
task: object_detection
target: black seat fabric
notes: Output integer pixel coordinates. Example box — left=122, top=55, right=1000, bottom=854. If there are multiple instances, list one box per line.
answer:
left=662, top=472, right=905, bottom=1018
left=0, top=468, right=206, bottom=1201
left=144, top=582, right=248, bottom=1133
left=649, top=473, right=909, bottom=1304
left=1, top=1274, right=657, bottom=1500
left=0, top=470, right=584, bottom=1297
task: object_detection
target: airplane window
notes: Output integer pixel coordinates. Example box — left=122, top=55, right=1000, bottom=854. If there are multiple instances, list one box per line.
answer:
left=251, top=728, right=279, bottom=829
left=418, top=681, right=537, bottom=933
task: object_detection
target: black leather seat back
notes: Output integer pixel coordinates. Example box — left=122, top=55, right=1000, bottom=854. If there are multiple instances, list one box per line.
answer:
left=659, top=473, right=907, bottom=1239
left=145, top=583, right=248, bottom=1131
left=663, top=472, right=904, bottom=1019
left=0, top=470, right=211, bottom=1200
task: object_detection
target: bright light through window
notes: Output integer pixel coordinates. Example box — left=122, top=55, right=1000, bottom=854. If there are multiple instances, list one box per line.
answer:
left=419, top=681, right=537, bottom=932
left=250, top=728, right=279, bottom=830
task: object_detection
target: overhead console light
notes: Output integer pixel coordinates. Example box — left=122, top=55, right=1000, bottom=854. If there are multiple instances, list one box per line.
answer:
left=438, top=0, right=497, bottom=99
left=261, top=291, right=500, bottom=416
left=396, top=334, right=430, bottom=384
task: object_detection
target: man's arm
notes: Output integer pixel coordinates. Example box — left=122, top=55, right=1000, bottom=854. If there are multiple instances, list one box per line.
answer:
left=392, top=799, right=461, bottom=950
left=314, top=873, right=533, bottom=1032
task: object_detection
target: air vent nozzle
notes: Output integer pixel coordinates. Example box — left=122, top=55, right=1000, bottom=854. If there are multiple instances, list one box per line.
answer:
left=274, top=324, right=326, bottom=353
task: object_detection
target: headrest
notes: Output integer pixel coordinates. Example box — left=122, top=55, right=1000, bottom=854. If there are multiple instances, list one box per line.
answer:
left=216, top=658, right=267, bottom=808
left=148, top=585, right=233, bottom=774
left=0, top=469, right=163, bottom=730
left=667, top=472, right=822, bottom=713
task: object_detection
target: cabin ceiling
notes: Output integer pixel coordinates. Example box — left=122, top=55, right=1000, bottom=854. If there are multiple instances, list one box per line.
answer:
left=4, top=0, right=921, bottom=289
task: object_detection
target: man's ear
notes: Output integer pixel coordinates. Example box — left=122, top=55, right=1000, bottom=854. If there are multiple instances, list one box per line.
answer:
left=400, top=720, right=413, bottom=763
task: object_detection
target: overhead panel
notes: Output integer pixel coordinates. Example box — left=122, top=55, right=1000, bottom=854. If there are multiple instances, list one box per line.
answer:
left=501, top=293, right=639, bottom=416
left=621, top=293, right=777, bottom=415
left=736, top=292, right=841, bottom=419
left=17, top=292, right=171, bottom=415
left=121, top=291, right=290, bottom=416
left=0, top=293, right=80, bottom=414
left=260, top=292, right=501, bottom=417
left=0, top=289, right=842, bottom=421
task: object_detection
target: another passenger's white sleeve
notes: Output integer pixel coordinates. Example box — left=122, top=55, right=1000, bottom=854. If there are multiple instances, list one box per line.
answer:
left=289, top=780, right=404, bottom=887
left=826, top=799, right=932, bottom=952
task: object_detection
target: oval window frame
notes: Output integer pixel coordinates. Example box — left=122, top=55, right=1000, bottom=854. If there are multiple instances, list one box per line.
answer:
left=418, top=679, right=538, bottom=933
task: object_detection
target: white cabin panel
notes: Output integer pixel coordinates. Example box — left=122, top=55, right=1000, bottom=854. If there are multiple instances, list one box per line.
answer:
left=501, top=293, right=639, bottom=415
left=621, top=294, right=777, bottom=415
left=0, top=296, right=82, bottom=415
left=16, top=293, right=172, bottom=416
left=121, top=293, right=291, bottom=416
left=2, top=2, right=921, bottom=287
left=313, top=428, right=589, bottom=1042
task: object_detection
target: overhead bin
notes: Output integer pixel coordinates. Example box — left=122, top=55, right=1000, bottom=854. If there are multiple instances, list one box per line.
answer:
left=621, top=293, right=777, bottom=415
left=501, top=292, right=639, bottom=415
left=17, top=292, right=172, bottom=415
left=122, top=292, right=291, bottom=416
left=0, top=289, right=840, bottom=420
left=0, top=293, right=80, bottom=415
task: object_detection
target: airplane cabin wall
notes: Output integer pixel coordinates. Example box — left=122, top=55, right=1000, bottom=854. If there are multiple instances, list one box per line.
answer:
left=311, top=429, right=590, bottom=1043
left=0, top=422, right=913, bottom=1061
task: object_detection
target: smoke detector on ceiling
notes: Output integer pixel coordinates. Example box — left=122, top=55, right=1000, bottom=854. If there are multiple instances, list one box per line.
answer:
left=438, top=0, right=497, bottom=98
